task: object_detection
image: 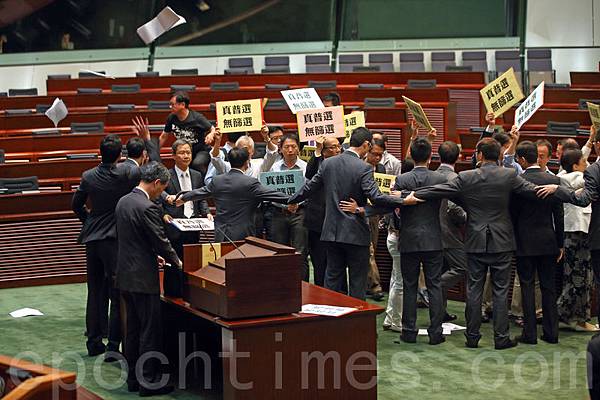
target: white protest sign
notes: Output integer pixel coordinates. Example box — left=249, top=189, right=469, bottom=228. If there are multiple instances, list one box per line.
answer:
left=514, top=81, right=545, bottom=130
left=171, top=218, right=214, bottom=232
left=280, top=88, right=324, bottom=114
left=136, top=6, right=187, bottom=45
left=45, top=98, right=68, bottom=127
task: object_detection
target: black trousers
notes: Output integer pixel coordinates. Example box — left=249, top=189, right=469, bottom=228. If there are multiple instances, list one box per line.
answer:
left=441, top=247, right=467, bottom=310
left=400, top=251, right=444, bottom=339
left=465, top=252, right=512, bottom=346
left=122, top=291, right=164, bottom=388
left=588, top=333, right=600, bottom=400
left=270, top=208, right=309, bottom=281
left=590, top=250, right=600, bottom=324
left=85, top=239, right=120, bottom=352
left=308, top=229, right=328, bottom=287
left=516, top=255, right=558, bottom=342
left=325, top=242, right=370, bottom=300
left=168, top=231, right=199, bottom=260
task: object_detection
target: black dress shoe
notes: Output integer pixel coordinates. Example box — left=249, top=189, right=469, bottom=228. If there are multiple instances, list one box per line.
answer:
left=139, top=384, right=174, bottom=397
left=515, top=335, right=537, bottom=345
left=465, top=339, right=479, bottom=348
left=540, top=335, right=558, bottom=344
left=417, top=288, right=430, bottom=308
left=443, top=313, right=457, bottom=322
left=87, top=344, right=106, bottom=357
left=370, top=291, right=385, bottom=301
left=400, top=333, right=417, bottom=343
left=495, top=338, right=519, bottom=350
left=429, top=336, right=446, bottom=345
left=514, top=317, right=525, bottom=328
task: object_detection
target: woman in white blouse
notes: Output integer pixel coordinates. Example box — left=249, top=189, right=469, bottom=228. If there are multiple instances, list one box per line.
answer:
left=557, top=149, right=598, bottom=332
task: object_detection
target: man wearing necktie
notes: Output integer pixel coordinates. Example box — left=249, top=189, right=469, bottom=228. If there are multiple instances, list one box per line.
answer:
left=162, top=139, right=212, bottom=258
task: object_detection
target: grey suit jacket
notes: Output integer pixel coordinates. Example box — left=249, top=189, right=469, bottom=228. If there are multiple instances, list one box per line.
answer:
left=435, top=164, right=466, bottom=249
left=416, top=162, right=538, bottom=254
left=288, top=150, right=404, bottom=247
left=555, top=161, right=600, bottom=250
left=115, top=188, right=181, bottom=294
left=181, top=169, right=289, bottom=241
left=394, top=167, right=447, bottom=253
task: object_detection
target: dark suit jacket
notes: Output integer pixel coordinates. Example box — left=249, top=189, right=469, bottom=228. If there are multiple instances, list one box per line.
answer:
left=555, top=161, right=600, bottom=250
left=510, top=167, right=564, bottom=256
left=303, top=154, right=326, bottom=233
left=289, top=150, right=405, bottom=247
left=181, top=169, right=289, bottom=241
left=436, top=164, right=466, bottom=249
left=394, top=167, right=447, bottom=253
left=115, top=188, right=181, bottom=294
left=72, top=162, right=138, bottom=244
left=416, top=162, right=539, bottom=254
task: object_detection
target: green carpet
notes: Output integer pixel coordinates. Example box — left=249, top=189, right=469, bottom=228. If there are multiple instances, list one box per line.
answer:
left=0, top=283, right=593, bottom=399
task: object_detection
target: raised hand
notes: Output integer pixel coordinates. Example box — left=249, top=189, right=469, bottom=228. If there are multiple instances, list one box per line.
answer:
left=132, top=115, right=151, bottom=141
left=427, top=127, right=437, bottom=143
left=485, top=112, right=495, bottom=126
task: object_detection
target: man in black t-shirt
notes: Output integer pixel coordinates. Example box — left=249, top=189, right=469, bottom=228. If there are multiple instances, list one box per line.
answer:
left=159, top=91, right=215, bottom=175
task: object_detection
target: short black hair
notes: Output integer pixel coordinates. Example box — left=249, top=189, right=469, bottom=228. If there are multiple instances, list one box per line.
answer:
left=560, top=149, right=584, bottom=173
left=410, top=138, right=432, bottom=163
left=100, top=134, right=122, bottom=164
left=536, top=139, right=553, bottom=156
left=371, top=138, right=386, bottom=151
left=171, top=91, right=190, bottom=108
left=516, top=140, right=538, bottom=164
left=492, top=132, right=511, bottom=147
left=126, top=137, right=146, bottom=159
left=401, top=158, right=415, bottom=174
left=227, top=132, right=247, bottom=143
left=323, top=92, right=341, bottom=106
left=268, top=125, right=284, bottom=136
left=171, top=139, right=192, bottom=154
left=438, top=141, right=460, bottom=164
left=476, top=137, right=501, bottom=161
left=140, top=161, right=170, bottom=184
left=228, top=147, right=250, bottom=168
left=280, top=132, right=300, bottom=147
left=349, top=127, right=373, bottom=147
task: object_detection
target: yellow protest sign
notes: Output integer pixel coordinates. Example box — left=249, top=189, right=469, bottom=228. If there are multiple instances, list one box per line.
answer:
left=296, top=106, right=346, bottom=142
left=402, top=96, right=433, bottom=131
left=299, top=145, right=316, bottom=162
left=374, top=173, right=396, bottom=194
left=480, top=68, right=524, bottom=117
left=216, top=98, right=263, bottom=133
left=344, top=111, right=366, bottom=144
left=587, top=102, right=600, bottom=131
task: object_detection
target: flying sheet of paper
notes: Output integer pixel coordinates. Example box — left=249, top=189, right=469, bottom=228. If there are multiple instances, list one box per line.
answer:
left=137, top=6, right=187, bottom=45
left=300, top=304, right=357, bottom=317
left=44, top=98, right=68, bottom=127
left=79, top=69, right=115, bottom=79
left=418, top=328, right=453, bottom=336
left=9, top=308, right=44, bottom=318
left=442, top=322, right=466, bottom=331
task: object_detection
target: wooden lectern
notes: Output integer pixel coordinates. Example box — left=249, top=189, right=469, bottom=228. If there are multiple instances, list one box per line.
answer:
left=182, top=236, right=301, bottom=319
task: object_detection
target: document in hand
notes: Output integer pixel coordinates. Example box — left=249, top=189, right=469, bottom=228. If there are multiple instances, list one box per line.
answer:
left=45, top=98, right=68, bottom=127
left=137, top=6, right=187, bottom=45
left=171, top=218, right=214, bottom=232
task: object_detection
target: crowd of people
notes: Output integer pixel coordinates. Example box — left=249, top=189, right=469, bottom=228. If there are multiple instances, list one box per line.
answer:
left=72, top=90, right=600, bottom=395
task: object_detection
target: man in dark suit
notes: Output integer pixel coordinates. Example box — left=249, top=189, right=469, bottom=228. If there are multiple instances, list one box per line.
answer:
left=162, top=139, right=211, bottom=258
left=412, top=138, right=544, bottom=350
left=177, top=147, right=290, bottom=241
left=288, top=127, right=418, bottom=300
left=115, top=161, right=181, bottom=396
left=390, top=138, right=447, bottom=344
left=511, top=141, right=563, bottom=344
left=435, top=141, right=467, bottom=323
left=304, top=136, right=342, bottom=286
left=72, top=134, right=137, bottom=358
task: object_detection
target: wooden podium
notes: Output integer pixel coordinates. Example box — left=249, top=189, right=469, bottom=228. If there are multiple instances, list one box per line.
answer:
left=182, top=237, right=302, bottom=319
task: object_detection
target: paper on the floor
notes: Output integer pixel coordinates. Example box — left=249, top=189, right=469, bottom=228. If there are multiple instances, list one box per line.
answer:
left=137, top=6, right=186, bottom=45
left=300, top=304, right=357, bottom=317
left=418, top=328, right=453, bottom=336
left=442, top=322, right=466, bottom=331
left=9, top=308, right=44, bottom=318
left=45, top=98, right=68, bottom=127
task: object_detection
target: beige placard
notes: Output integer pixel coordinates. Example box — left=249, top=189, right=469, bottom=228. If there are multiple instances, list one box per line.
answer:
left=480, top=67, right=525, bottom=117
left=402, top=96, right=433, bottom=131
left=343, top=111, right=366, bottom=144
left=374, top=172, right=397, bottom=194
left=201, top=243, right=221, bottom=267
left=588, top=102, right=600, bottom=131
left=216, top=99, right=263, bottom=133
left=296, top=106, right=346, bottom=142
